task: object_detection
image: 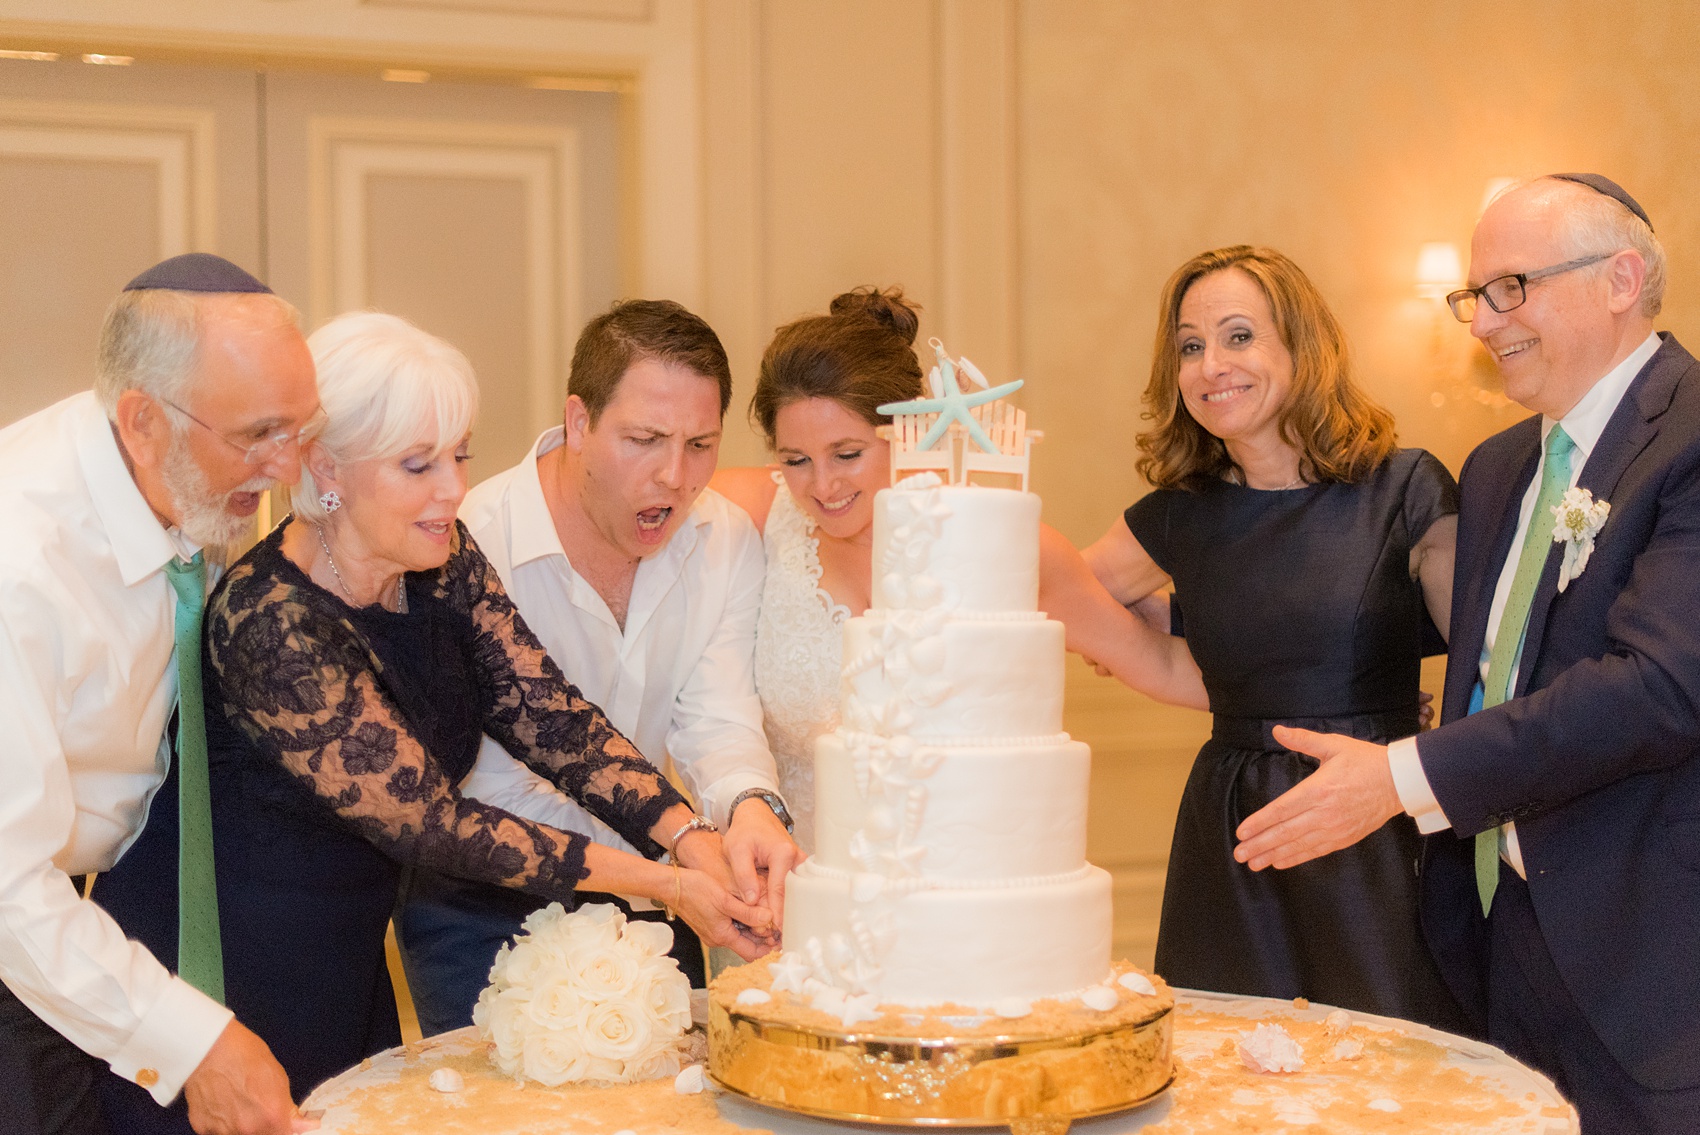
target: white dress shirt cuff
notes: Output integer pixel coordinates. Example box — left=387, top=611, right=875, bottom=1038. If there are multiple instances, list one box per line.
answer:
left=701, top=770, right=783, bottom=832
left=108, top=976, right=234, bottom=1105
left=1387, top=735, right=1452, bottom=835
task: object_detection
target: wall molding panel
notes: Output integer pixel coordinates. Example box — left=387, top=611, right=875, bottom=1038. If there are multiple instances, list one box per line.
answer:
left=307, top=115, right=581, bottom=435
left=0, top=98, right=216, bottom=258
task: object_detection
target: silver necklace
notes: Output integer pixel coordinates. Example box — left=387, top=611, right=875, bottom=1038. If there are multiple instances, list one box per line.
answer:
left=315, top=525, right=407, bottom=613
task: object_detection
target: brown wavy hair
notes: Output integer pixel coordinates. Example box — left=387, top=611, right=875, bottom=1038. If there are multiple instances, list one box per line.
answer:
left=750, top=287, right=925, bottom=443
left=1135, top=246, right=1396, bottom=490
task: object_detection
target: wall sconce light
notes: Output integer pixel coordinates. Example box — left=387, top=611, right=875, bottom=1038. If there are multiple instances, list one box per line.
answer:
left=1415, top=242, right=1462, bottom=301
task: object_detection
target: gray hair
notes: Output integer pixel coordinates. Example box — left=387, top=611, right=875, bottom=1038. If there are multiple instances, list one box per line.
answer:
left=93, top=288, right=303, bottom=417
left=1521, top=176, right=1668, bottom=318
left=293, top=311, right=480, bottom=524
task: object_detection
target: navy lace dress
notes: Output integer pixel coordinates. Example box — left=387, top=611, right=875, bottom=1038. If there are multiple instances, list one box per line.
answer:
left=94, top=521, right=684, bottom=1129
left=1125, top=449, right=1469, bottom=1031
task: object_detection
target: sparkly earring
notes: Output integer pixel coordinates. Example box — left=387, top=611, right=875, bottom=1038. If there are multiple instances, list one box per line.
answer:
left=319, top=490, right=342, bottom=513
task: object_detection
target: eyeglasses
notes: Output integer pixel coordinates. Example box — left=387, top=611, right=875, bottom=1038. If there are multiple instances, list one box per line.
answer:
left=1444, top=253, right=1618, bottom=322
left=161, top=399, right=325, bottom=465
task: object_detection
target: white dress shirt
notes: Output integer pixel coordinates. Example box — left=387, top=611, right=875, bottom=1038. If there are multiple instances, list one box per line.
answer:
left=0, top=391, right=233, bottom=1105
left=457, top=428, right=780, bottom=849
left=1390, top=331, right=1663, bottom=877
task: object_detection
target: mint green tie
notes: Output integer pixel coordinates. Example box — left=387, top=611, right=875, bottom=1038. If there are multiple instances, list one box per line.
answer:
left=164, top=552, right=224, bottom=1003
left=1474, top=425, right=1575, bottom=917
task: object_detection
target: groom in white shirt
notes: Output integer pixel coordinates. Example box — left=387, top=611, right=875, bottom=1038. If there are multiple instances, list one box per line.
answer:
left=0, top=255, right=321, bottom=1135
left=396, top=299, right=798, bottom=1034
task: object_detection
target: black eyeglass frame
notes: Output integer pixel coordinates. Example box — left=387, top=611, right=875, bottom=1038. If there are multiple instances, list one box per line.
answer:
left=161, top=397, right=324, bottom=465
left=1444, top=252, right=1619, bottom=322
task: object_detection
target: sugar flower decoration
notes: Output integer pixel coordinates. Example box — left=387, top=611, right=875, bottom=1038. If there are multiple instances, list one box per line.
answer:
left=1550, top=487, right=1610, bottom=592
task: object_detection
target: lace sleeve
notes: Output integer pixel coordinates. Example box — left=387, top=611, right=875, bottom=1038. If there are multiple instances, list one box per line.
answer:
left=434, top=526, right=687, bottom=858
left=206, top=560, right=591, bottom=900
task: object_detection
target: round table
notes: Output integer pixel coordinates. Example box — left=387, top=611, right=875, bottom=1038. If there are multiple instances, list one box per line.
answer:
left=303, top=990, right=1578, bottom=1134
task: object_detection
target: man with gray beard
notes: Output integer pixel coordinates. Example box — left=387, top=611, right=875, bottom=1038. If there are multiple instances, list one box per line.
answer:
left=0, top=254, right=321, bottom=1135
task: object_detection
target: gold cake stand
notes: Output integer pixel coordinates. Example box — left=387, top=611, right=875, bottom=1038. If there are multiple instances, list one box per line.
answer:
left=707, top=998, right=1174, bottom=1135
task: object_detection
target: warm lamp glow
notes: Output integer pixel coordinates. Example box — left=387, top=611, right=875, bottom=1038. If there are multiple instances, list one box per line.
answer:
left=1415, top=242, right=1462, bottom=300
left=1481, top=176, right=1517, bottom=215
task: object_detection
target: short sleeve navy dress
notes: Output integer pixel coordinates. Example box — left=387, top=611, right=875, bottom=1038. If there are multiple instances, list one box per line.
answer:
left=1125, top=448, right=1469, bottom=1031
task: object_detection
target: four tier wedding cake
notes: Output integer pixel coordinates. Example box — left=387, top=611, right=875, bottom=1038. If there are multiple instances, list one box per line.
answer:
left=707, top=463, right=1174, bottom=1123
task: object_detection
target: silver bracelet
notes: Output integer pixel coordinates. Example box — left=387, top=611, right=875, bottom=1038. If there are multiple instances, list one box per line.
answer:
left=668, top=814, right=718, bottom=856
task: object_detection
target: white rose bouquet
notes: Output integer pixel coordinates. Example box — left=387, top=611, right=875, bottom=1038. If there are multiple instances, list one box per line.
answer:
left=472, top=902, right=694, bottom=1086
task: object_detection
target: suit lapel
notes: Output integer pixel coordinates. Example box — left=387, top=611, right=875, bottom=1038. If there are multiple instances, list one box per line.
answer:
left=1514, top=335, right=1685, bottom=697
left=1443, top=423, right=1540, bottom=723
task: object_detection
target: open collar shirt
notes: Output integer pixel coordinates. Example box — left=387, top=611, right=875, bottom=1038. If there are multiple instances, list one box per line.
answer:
left=0, top=391, right=233, bottom=1106
left=457, top=428, right=779, bottom=846
left=1390, top=331, right=1663, bottom=877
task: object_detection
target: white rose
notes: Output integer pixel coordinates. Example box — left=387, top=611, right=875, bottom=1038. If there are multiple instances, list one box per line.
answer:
left=572, top=944, right=642, bottom=999
left=623, top=1044, right=684, bottom=1084
left=520, top=901, right=570, bottom=937
left=579, top=998, right=654, bottom=1063
left=522, top=1025, right=592, bottom=1087
left=584, top=1055, right=626, bottom=1083
left=485, top=942, right=513, bottom=985
left=477, top=989, right=532, bottom=1073
left=526, top=978, right=586, bottom=1031
left=644, top=969, right=692, bottom=1034
left=499, top=940, right=552, bottom=988
left=621, top=918, right=675, bottom=958
left=558, top=902, right=625, bottom=952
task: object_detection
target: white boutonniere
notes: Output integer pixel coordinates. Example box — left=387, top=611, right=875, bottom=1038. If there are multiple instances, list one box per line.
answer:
left=1550, top=487, right=1610, bottom=592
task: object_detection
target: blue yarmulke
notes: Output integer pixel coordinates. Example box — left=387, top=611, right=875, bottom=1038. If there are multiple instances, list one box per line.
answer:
left=1547, top=173, right=1653, bottom=232
left=123, top=253, right=273, bottom=294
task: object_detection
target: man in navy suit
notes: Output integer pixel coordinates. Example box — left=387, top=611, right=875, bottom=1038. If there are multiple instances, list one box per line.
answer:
left=1234, top=174, right=1700, bottom=1132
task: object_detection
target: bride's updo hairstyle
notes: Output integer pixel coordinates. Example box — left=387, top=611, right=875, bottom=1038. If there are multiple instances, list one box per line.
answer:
left=750, top=287, right=926, bottom=445
left=1136, top=245, right=1396, bottom=491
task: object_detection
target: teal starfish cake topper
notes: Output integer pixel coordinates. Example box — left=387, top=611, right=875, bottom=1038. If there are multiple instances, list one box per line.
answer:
left=877, top=339, right=1024, bottom=454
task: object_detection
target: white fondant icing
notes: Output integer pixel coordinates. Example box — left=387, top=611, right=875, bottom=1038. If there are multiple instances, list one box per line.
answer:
left=785, top=475, right=1116, bottom=1011
left=872, top=485, right=1040, bottom=613
left=784, top=863, right=1113, bottom=1006
left=841, top=616, right=1065, bottom=738
left=814, top=735, right=1090, bottom=878
left=992, top=997, right=1032, bottom=1019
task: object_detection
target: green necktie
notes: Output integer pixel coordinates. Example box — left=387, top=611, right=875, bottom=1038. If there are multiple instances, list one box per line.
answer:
left=163, top=552, right=224, bottom=1003
left=1474, top=425, right=1575, bottom=917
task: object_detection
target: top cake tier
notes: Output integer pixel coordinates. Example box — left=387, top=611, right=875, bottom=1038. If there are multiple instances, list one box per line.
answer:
left=872, top=481, right=1040, bottom=615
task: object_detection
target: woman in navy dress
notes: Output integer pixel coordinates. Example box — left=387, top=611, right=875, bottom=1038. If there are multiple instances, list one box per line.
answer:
left=1084, top=246, right=1468, bottom=1030
left=94, top=312, right=771, bottom=1132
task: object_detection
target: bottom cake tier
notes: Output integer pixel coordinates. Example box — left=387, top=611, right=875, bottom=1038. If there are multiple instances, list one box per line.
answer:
left=782, top=861, right=1113, bottom=1006
left=707, top=955, right=1174, bottom=1124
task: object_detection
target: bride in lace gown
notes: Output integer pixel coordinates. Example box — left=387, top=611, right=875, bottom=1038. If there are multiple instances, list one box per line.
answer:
left=713, top=289, right=1205, bottom=854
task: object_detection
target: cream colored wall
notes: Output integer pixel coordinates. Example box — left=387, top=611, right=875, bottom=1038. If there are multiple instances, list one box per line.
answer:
left=1017, top=0, right=1700, bottom=544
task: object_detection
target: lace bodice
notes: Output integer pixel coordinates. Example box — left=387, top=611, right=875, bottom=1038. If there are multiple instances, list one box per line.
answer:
left=753, top=477, right=849, bottom=853
left=203, top=521, right=686, bottom=901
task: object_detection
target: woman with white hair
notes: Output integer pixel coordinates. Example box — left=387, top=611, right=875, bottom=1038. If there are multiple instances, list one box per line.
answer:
left=95, top=312, right=770, bottom=1129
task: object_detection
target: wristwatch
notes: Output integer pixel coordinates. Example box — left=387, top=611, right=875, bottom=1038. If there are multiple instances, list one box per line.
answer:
left=730, top=787, right=795, bottom=833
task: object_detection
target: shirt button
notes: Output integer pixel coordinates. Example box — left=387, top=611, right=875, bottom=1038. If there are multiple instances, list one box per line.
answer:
left=136, top=1068, right=160, bottom=1089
